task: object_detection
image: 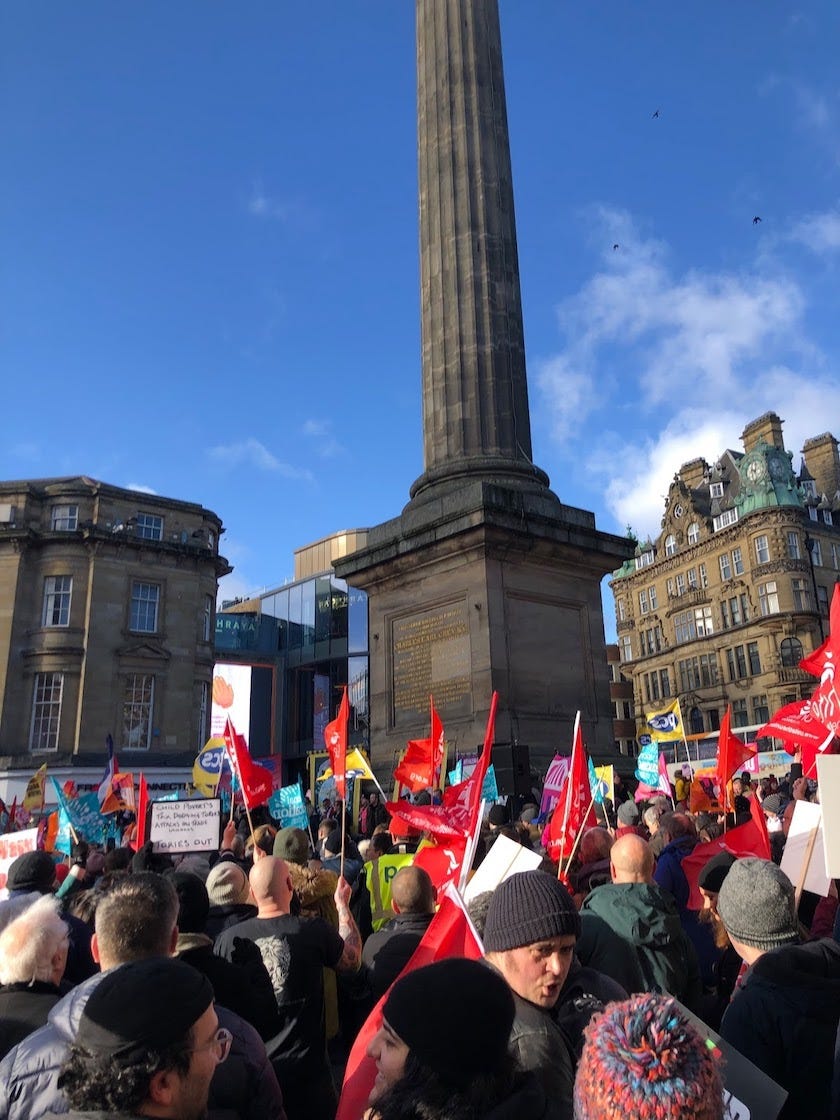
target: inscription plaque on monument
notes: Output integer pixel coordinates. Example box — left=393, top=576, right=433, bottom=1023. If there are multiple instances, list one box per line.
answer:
left=391, top=600, right=472, bottom=725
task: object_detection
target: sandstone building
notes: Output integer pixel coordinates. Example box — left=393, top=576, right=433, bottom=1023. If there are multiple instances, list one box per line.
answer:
left=0, top=477, right=229, bottom=782
left=609, top=414, right=840, bottom=740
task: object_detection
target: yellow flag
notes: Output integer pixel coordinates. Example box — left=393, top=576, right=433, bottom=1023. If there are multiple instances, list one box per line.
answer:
left=645, top=699, right=685, bottom=743
left=345, top=748, right=376, bottom=781
left=23, top=763, right=47, bottom=811
left=192, top=737, right=225, bottom=798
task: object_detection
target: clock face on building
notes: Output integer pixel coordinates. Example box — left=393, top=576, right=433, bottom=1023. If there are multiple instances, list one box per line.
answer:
left=746, top=458, right=767, bottom=483
left=769, top=455, right=787, bottom=481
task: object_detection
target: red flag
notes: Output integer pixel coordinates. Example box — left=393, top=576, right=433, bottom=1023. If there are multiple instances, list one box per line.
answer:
left=716, top=707, right=756, bottom=812
left=224, top=719, right=274, bottom=809
left=756, top=696, right=835, bottom=776
left=413, top=837, right=467, bottom=898
left=394, top=698, right=445, bottom=794
left=683, top=795, right=771, bottom=909
left=324, top=687, right=349, bottom=801
left=131, top=774, right=149, bottom=852
left=62, top=779, right=78, bottom=799
left=387, top=694, right=498, bottom=845
left=337, top=884, right=482, bottom=1120
left=547, top=715, right=596, bottom=863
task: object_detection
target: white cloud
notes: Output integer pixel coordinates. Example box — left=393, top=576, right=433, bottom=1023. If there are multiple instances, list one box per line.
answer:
left=208, top=438, right=314, bottom=481
left=302, top=418, right=344, bottom=458
left=125, top=482, right=157, bottom=495
left=788, top=207, right=840, bottom=253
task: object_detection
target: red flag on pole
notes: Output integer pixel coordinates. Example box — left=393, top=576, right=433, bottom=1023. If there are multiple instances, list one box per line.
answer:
left=337, top=884, right=482, bottom=1120
left=324, top=687, right=349, bottom=801
left=131, top=773, right=149, bottom=852
left=682, top=793, right=772, bottom=909
left=393, top=698, right=445, bottom=793
left=716, top=707, right=757, bottom=812
left=546, top=713, right=596, bottom=863
left=224, top=719, right=274, bottom=809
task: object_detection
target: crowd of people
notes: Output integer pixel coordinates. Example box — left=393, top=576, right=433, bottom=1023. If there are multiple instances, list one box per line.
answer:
left=0, top=766, right=838, bottom=1120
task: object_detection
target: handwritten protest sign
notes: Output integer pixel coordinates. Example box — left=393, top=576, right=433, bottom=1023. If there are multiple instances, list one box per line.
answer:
left=149, top=799, right=221, bottom=854
left=0, top=829, right=39, bottom=897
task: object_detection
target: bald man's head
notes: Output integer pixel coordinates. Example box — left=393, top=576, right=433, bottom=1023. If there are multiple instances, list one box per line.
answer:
left=249, top=856, right=293, bottom=914
left=610, top=834, right=654, bottom=884
left=391, top=866, right=435, bottom=915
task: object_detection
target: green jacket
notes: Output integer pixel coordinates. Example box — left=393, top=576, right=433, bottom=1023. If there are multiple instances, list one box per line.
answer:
left=583, top=881, right=702, bottom=1009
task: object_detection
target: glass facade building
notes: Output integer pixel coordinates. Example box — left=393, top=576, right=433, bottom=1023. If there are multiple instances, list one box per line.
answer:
left=214, top=573, right=368, bottom=780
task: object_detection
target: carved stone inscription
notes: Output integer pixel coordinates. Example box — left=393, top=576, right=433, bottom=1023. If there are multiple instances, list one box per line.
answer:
left=391, top=601, right=472, bottom=725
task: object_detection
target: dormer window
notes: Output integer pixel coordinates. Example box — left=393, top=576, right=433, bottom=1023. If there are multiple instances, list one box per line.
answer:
left=710, top=482, right=724, bottom=499
left=801, top=479, right=817, bottom=499
left=664, top=535, right=677, bottom=557
left=635, top=550, right=654, bottom=570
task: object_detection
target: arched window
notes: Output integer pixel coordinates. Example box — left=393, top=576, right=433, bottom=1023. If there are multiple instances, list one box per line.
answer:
left=687, top=522, right=700, bottom=546
left=664, top=534, right=677, bottom=557
left=690, top=706, right=704, bottom=735
left=780, top=637, right=803, bottom=668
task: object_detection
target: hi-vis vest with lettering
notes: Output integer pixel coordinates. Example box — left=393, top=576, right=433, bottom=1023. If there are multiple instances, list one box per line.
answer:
left=365, top=853, right=415, bottom=931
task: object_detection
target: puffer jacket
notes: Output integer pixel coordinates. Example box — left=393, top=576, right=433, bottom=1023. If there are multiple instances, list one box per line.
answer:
left=0, top=968, right=285, bottom=1120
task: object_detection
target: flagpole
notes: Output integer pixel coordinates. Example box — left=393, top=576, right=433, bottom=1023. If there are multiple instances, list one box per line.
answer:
left=224, top=723, right=256, bottom=840
left=340, top=796, right=347, bottom=881
left=556, top=711, right=580, bottom=881
left=561, top=792, right=596, bottom=880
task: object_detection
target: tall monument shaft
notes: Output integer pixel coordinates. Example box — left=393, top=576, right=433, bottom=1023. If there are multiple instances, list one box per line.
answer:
left=414, top=0, right=543, bottom=496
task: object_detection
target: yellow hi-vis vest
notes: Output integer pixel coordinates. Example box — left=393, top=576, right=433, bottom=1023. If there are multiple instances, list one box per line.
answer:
left=365, top=853, right=415, bottom=931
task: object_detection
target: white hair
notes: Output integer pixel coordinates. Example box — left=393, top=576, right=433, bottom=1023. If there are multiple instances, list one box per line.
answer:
left=0, top=895, right=68, bottom=985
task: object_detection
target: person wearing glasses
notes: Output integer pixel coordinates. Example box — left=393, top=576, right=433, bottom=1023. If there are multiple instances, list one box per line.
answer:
left=56, top=958, right=227, bottom=1120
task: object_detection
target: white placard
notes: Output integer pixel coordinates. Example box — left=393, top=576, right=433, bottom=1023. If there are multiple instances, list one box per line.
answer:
left=463, top=834, right=542, bottom=902
left=779, top=800, right=830, bottom=898
left=149, top=799, right=221, bottom=854
left=817, top=755, right=840, bottom=878
left=0, top=829, right=39, bottom=898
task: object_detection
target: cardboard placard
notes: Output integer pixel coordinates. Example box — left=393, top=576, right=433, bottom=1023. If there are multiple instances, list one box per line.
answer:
left=678, top=1002, right=787, bottom=1119
left=463, top=834, right=542, bottom=902
left=779, top=800, right=830, bottom=898
left=0, top=828, right=39, bottom=897
left=149, top=798, right=221, bottom=854
left=817, top=755, right=840, bottom=878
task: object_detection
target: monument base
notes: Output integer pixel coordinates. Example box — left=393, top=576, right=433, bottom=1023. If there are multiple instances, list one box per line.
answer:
left=334, top=479, right=634, bottom=781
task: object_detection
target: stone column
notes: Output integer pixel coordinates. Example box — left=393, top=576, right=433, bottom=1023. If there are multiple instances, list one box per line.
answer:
left=413, top=0, right=547, bottom=499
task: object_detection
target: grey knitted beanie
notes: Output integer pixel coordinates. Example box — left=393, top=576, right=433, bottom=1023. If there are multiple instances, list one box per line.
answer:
left=484, top=870, right=580, bottom=952
left=716, top=857, right=799, bottom=950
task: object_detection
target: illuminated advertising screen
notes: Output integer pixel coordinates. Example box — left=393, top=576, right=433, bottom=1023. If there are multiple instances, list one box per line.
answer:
left=211, top=663, right=253, bottom=742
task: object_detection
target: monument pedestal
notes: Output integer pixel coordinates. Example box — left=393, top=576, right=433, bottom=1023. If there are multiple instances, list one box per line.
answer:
left=335, top=481, right=632, bottom=775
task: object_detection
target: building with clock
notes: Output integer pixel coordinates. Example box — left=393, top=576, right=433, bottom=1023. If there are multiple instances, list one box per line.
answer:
left=609, top=412, right=839, bottom=750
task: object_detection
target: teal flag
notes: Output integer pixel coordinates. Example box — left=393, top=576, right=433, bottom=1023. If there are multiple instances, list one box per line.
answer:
left=269, top=782, right=309, bottom=830
left=447, top=760, right=464, bottom=786
left=481, top=764, right=499, bottom=802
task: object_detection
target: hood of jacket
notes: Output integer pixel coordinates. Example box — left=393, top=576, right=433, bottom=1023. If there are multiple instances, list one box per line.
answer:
left=660, top=835, right=696, bottom=861
left=745, top=936, right=840, bottom=1021
left=288, top=863, right=339, bottom=923
left=583, top=882, right=684, bottom=950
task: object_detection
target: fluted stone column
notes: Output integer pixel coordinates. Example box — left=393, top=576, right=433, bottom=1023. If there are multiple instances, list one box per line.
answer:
left=412, top=0, right=548, bottom=498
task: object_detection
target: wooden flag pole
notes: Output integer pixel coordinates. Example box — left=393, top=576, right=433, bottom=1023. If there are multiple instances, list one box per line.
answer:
left=560, top=792, right=596, bottom=880
left=340, top=795, right=347, bottom=880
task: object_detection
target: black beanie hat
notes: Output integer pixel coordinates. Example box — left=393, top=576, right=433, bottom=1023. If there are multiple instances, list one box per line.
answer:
left=324, top=830, right=342, bottom=857
left=78, top=959, right=214, bottom=1062
left=6, top=851, right=57, bottom=894
left=383, top=959, right=513, bottom=1084
left=168, top=871, right=210, bottom=934
left=697, top=851, right=736, bottom=895
left=130, top=841, right=174, bottom=876
left=484, top=870, right=581, bottom=952
left=488, top=804, right=509, bottom=828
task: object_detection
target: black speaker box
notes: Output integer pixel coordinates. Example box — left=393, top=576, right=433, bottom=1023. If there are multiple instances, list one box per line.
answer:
left=491, top=742, right=532, bottom=797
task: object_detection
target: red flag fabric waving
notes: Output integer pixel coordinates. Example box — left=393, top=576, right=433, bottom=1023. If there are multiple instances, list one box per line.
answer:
left=682, top=794, right=772, bottom=909
left=224, top=719, right=274, bottom=809
left=131, top=774, right=149, bottom=852
left=802, top=584, right=840, bottom=742
left=337, top=884, right=482, bottom=1120
left=413, top=837, right=467, bottom=898
left=716, top=707, right=757, bottom=811
left=324, top=687, right=349, bottom=801
left=756, top=696, right=835, bottom=776
left=547, top=716, right=596, bottom=863
left=394, top=699, right=445, bottom=793
left=387, top=693, right=498, bottom=844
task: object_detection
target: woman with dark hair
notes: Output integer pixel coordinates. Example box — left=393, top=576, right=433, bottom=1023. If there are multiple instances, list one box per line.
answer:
left=366, top=958, right=549, bottom=1120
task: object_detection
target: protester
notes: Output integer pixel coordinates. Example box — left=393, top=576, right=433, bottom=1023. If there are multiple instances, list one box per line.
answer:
left=573, top=993, right=723, bottom=1120
left=362, top=866, right=435, bottom=1001
left=653, top=812, right=718, bottom=987
left=718, top=857, right=840, bottom=1119
left=204, top=861, right=257, bottom=940
left=0, top=897, right=69, bottom=1060
left=694, top=851, right=740, bottom=1028
left=55, top=958, right=222, bottom=1120
left=321, top=831, right=364, bottom=885
left=482, top=872, right=578, bottom=1119
left=0, top=871, right=284, bottom=1120
left=214, top=856, right=361, bottom=1120
left=614, top=800, right=644, bottom=839
left=367, top=958, right=548, bottom=1120
left=582, top=833, right=701, bottom=1009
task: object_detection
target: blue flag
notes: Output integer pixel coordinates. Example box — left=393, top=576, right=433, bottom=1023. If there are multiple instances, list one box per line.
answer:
left=588, top=758, right=607, bottom=805
left=635, top=742, right=660, bottom=786
left=269, top=782, right=309, bottom=830
left=481, top=764, right=499, bottom=802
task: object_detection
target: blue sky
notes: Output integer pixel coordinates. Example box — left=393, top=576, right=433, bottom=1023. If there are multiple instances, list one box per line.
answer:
left=4, top=3, right=840, bottom=634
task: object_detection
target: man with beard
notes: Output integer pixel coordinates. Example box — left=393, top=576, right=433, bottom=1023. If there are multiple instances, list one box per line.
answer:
left=53, top=958, right=223, bottom=1120
left=694, top=851, right=740, bottom=1028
